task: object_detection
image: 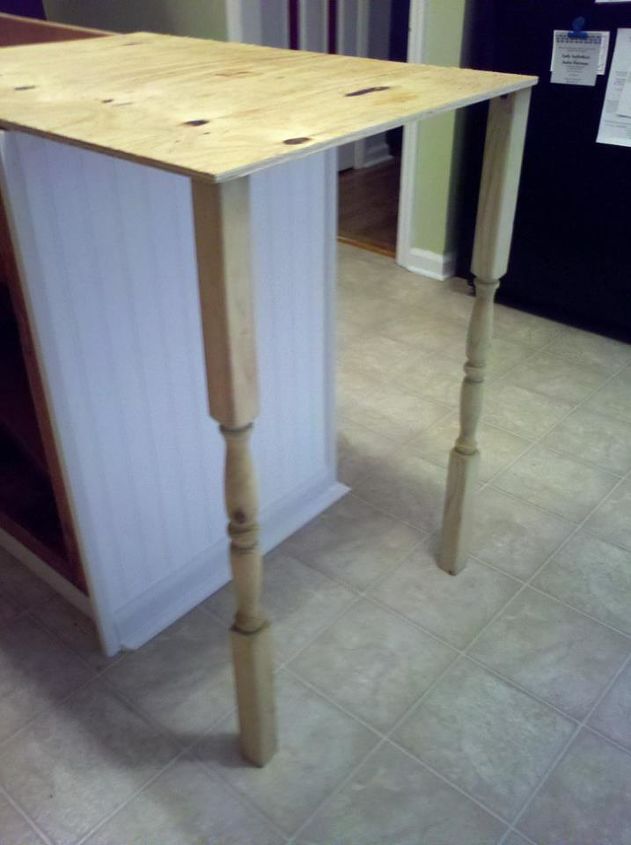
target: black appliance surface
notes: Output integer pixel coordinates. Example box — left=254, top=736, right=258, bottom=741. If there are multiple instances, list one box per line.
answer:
left=472, top=0, right=631, bottom=340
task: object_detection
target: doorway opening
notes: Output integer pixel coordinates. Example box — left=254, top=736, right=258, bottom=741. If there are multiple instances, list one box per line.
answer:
left=335, top=0, right=410, bottom=257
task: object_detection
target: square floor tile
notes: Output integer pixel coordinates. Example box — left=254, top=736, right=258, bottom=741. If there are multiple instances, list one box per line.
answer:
left=0, top=592, right=23, bottom=628
left=0, top=681, right=179, bottom=845
left=340, top=373, right=451, bottom=444
left=289, top=599, right=456, bottom=732
left=487, top=338, right=539, bottom=381
left=195, top=672, right=378, bottom=835
left=469, top=488, right=575, bottom=580
left=503, top=350, right=610, bottom=405
left=371, top=542, right=520, bottom=649
left=205, top=551, right=356, bottom=664
left=301, top=742, right=506, bottom=845
left=409, top=414, right=531, bottom=482
left=0, top=793, right=45, bottom=845
left=583, top=366, right=631, bottom=423
left=494, top=446, right=618, bottom=522
left=34, top=593, right=118, bottom=673
left=470, top=589, right=629, bottom=719
left=519, top=730, right=631, bottom=845
left=395, top=660, right=574, bottom=819
left=379, top=309, right=471, bottom=355
left=492, top=305, right=562, bottom=350
left=0, top=614, right=93, bottom=744
left=484, top=383, right=573, bottom=440
left=535, top=531, right=631, bottom=635
left=542, top=408, right=631, bottom=475
left=394, top=351, right=465, bottom=407
left=353, top=451, right=448, bottom=532
left=585, top=476, right=631, bottom=552
left=337, top=289, right=387, bottom=333
left=281, top=494, right=422, bottom=591
left=104, top=606, right=235, bottom=739
left=423, top=281, right=476, bottom=324
left=337, top=419, right=399, bottom=486
left=340, top=334, right=414, bottom=386
left=545, top=328, right=631, bottom=373
left=85, top=755, right=284, bottom=845
left=589, top=661, right=631, bottom=751
left=0, top=549, right=55, bottom=611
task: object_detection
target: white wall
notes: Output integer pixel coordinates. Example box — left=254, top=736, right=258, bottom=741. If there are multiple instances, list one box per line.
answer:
left=43, top=0, right=229, bottom=39
left=0, top=133, right=345, bottom=654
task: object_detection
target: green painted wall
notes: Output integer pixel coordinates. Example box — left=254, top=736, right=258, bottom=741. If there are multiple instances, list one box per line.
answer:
left=413, top=0, right=468, bottom=256
left=43, top=0, right=228, bottom=40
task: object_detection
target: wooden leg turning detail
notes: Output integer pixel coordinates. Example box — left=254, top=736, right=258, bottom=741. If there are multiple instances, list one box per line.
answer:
left=221, top=422, right=276, bottom=766
left=438, top=89, right=531, bottom=575
left=192, top=176, right=277, bottom=766
left=439, top=277, right=498, bottom=575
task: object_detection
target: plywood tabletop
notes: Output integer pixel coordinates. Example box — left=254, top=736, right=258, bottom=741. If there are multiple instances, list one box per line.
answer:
left=0, top=32, right=536, bottom=182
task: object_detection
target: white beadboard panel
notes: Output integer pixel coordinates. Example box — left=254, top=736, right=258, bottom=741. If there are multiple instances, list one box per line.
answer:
left=0, top=132, right=344, bottom=653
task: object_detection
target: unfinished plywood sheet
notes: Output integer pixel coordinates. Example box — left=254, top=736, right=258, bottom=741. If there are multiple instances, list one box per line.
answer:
left=0, top=32, right=536, bottom=182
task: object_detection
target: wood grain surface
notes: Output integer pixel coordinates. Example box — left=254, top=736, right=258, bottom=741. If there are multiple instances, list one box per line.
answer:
left=0, top=32, right=536, bottom=182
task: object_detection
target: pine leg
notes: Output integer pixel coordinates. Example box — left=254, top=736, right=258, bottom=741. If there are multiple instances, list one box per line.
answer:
left=192, top=176, right=277, bottom=766
left=439, top=89, right=531, bottom=575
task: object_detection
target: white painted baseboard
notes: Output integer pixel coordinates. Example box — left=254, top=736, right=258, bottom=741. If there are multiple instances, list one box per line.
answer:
left=399, top=246, right=457, bottom=281
left=115, top=476, right=348, bottom=652
left=359, top=139, right=392, bottom=169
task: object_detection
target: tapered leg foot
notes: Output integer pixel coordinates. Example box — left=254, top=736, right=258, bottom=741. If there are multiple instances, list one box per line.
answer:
left=230, top=622, right=277, bottom=766
left=439, top=447, right=480, bottom=575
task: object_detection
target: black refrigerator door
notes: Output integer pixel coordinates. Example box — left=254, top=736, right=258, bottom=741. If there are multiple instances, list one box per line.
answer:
left=472, top=0, right=631, bottom=340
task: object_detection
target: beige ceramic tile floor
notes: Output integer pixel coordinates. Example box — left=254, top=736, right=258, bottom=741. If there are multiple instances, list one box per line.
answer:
left=2, top=243, right=631, bottom=844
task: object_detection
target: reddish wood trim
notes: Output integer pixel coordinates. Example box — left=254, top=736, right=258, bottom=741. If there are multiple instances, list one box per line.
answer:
left=337, top=234, right=396, bottom=258
left=0, top=189, right=88, bottom=592
left=0, top=13, right=107, bottom=592
left=0, top=511, right=74, bottom=583
left=0, top=12, right=108, bottom=47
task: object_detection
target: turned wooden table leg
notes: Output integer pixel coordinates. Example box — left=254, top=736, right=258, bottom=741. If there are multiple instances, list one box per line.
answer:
left=439, top=89, right=531, bottom=575
left=192, top=176, right=276, bottom=766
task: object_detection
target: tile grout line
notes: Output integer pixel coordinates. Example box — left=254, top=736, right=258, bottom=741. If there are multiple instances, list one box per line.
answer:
left=283, top=459, right=631, bottom=837
left=0, top=673, right=205, bottom=842
left=73, top=749, right=189, bottom=845
left=269, top=274, right=631, bottom=840
left=281, top=529, right=428, bottom=602
left=76, top=741, right=291, bottom=845
left=479, top=352, right=631, bottom=488
left=0, top=783, right=54, bottom=845
left=337, top=308, right=631, bottom=843
left=90, top=410, right=631, bottom=844
left=476, top=404, right=631, bottom=842
left=4, top=270, right=629, bottom=844
left=388, top=733, right=516, bottom=827
left=468, top=550, right=631, bottom=643
left=0, top=669, right=102, bottom=753
left=585, top=721, right=631, bottom=759
left=288, top=648, right=512, bottom=842
left=288, top=649, right=521, bottom=841
left=505, top=649, right=631, bottom=841
left=486, top=462, right=630, bottom=529
left=23, top=606, right=125, bottom=678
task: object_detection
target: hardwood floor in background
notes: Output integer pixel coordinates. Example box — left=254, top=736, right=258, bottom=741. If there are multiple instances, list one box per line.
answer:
left=338, top=158, right=400, bottom=256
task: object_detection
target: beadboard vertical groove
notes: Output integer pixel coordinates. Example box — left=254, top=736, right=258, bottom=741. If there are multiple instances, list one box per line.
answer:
left=0, top=132, right=345, bottom=653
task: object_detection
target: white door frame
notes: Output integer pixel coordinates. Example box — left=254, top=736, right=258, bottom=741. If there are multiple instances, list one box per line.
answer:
left=396, top=0, right=428, bottom=272
left=230, top=0, right=436, bottom=271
